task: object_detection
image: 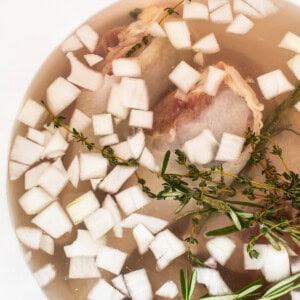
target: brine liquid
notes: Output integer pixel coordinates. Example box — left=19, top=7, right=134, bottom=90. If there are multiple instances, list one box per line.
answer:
left=7, top=0, right=300, bottom=299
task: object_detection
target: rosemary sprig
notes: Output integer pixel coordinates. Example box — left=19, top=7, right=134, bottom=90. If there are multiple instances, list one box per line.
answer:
left=180, top=268, right=197, bottom=300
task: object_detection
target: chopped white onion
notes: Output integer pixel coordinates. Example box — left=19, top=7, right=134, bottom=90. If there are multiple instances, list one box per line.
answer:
left=192, top=33, right=220, bottom=54
left=204, top=66, right=226, bottom=96
left=88, top=279, right=125, bottom=300
left=84, top=54, right=103, bottom=66
left=76, top=24, right=99, bottom=52
left=129, top=110, right=153, bottom=129
left=124, top=269, right=153, bottom=300
left=68, top=109, right=91, bottom=141
left=66, top=52, right=103, bottom=91
left=38, top=165, right=69, bottom=197
left=208, top=0, right=229, bottom=12
left=120, top=77, right=149, bottom=110
left=164, top=21, right=191, bottom=49
left=183, top=129, right=219, bottom=165
left=112, top=58, right=142, bottom=77
left=67, top=190, right=100, bottom=225
left=206, top=236, right=236, bottom=266
left=61, top=34, right=83, bottom=52
left=90, top=178, right=102, bottom=190
left=112, top=141, right=133, bottom=160
left=84, top=208, right=115, bottom=240
left=33, top=264, right=56, bottom=287
left=257, top=69, right=294, bottom=100
left=69, top=256, right=100, bottom=279
left=233, top=0, right=262, bottom=18
left=120, top=213, right=168, bottom=234
left=46, top=76, right=81, bottom=116
left=16, top=226, right=42, bottom=250
left=244, top=0, right=278, bottom=17
left=92, top=113, right=114, bottom=136
left=226, top=14, right=254, bottom=35
left=133, top=224, right=154, bottom=255
left=215, top=133, right=245, bottom=162
left=147, top=22, right=166, bottom=37
left=155, top=281, right=178, bottom=299
left=32, top=201, right=72, bottom=239
left=287, top=54, right=300, bottom=81
left=278, top=32, right=300, bottom=53
left=127, top=130, right=145, bottom=159
left=52, top=158, right=68, bottom=177
left=115, top=185, right=151, bottom=216
left=10, top=135, right=44, bottom=166
left=27, top=128, right=47, bottom=145
left=80, top=153, right=108, bottom=181
left=39, top=234, right=54, bottom=255
left=210, top=4, right=233, bottom=24
left=195, top=267, right=232, bottom=295
left=96, top=245, right=127, bottom=275
left=291, top=257, right=300, bottom=274
left=194, top=52, right=205, bottom=67
left=67, top=155, right=80, bottom=188
left=243, top=244, right=268, bottom=270
left=204, top=257, right=217, bottom=269
left=291, top=291, right=300, bottom=300
left=9, top=161, right=29, bottom=181
left=183, top=2, right=209, bottom=20
left=112, top=275, right=130, bottom=297
left=18, top=99, right=45, bottom=128
left=43, top=131, right=69, bottom=159
left=139, top=147, right=160, bottom=173
left=149, top=229, right=185, bottom=271
left=98, top=134, right=119, bottom=147
left=19, top=186, right=55, bottom=215
left=169, top=61, right=201, bottom=94
left=107, top=83, right=129, bottom=120
left=64, top=229, right=106, bottom=257
left=294, top=101, right=300, bottom=112
left=43, top=123, right=67, bottom=139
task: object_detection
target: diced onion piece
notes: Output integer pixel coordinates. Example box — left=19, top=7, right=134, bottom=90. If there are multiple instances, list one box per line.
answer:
left=67, top=155, right=80, bottom=188
left=103, top=195, right=123, bottom=238
left=257, top=69, right=294, bottom=100
left=9, top=161, right=29, bottom=181
left=99, top=165, right=137, bottom=194
left=25, top=162, right=50, bottom=190
left=112, top=141, right=133, bottom=160
left=10, top=135, right=44, bottom=166
left=150, top=229, right=185, bottom=271
left=115, top=185, right=151, bottom=216
left=96, top=245, right=127, bottom=275
left=155, top=281, right=178, bottom=299
left=183, top=129, right=219, bottom=165
left=208, top=0, right=229, bottom=12
left=16, top=226, right=42, bottom=250
left=195, top=267, right=232, bottom=295
left=194, top=52, right=205, bottom=67
left=127, top=130, right=145, bottom=159
left=291, top=291, right=300, bottom=300
left=46, top=76, right=81, bottom=116
left=233, top=0, right=262, bottom=18
left=169, top=61, right=201, bottom=94
left=98, top=134, right=119, bottom=147
left=147, top=22, right=166, bottom=37
left=32, top=201, right=72, bottom=239
left=84, top=54, right=103, bottom=66
left=278, top=32, right=300, bottom=53
left=92, top=113, right=114, bottom=136
left=244, top=0, right=278, bottom=17
left=27, top=128, right=47, bottom=145
left=287, top=54, right=300, bottom=80
left=192, top=33, right=220, bottom=54
left=76, top=24, right=99, bottom=52
left=114, top=117, right=122, bottom=126
left=139, top=147, right=159, bottom=173
left=69, top=256, right=100, bottom=279
left=120, top=213, right=168, bottom=234
left=67, top=190, right=100, bottom=225
left=204, top=257, right=217, bottom=269
left=64, top=229, right=106, bottom=258
left=226, top=14, right=254, bottom=34
left=52, top=159, right=68, bottom=178
left=294, top=101, right=300, bottom=112
left=215, top=133, right=245, bottom=162
left=112, top=58, right=142, bottom=77
left=33, top=264, right=56, bottom=287
left=206, top=236, right=236, bottom=266
left=18, top=99, right=45, bottom=128
left=112, top=275, right=130, bottom=297
left=84, top=208, right=115, bottom=240
left=261, top=244, right=290, bottom=282
left=40, top=234, right=54, bottom=255
left=80, top=153, right=108, bottom=181
left=107, top=83, right=130, bottom=120
left=44, top=123, right=67, bottom=139
left=124, top=269, right=153, bottom=300
left=120, top=77, right=149, bottom=110
left=183, top=2, right=209, bottom=20
left=291, top=257, right=300, bottom=274
left=68, top=109, right=91, bottom=141
left=133, top=224, right=154, bottom=255
left=19, top=187, right=55, bottom=215
left=210, top=4, right=233, bottom=24
left=38, top=165, right=69, bottom=197
left=43, top=131, right=69, bottom=159
left=90, top=178, right=102, bottom=190
left=243, top=244, right=268, bottom=270
left=61, top=34, right=83, bottom=52
left=88, top=279, right=125, bottom=300
left=129, top=110, right=153, bottom=129
left=67, top=52, right=103, bottom=91
left=204, top=66, right=226, bottom=96
left=164, top=21, right=191, bottom=49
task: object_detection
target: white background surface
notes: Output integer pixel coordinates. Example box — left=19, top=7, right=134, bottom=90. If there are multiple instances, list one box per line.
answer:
left=0, top=0, right=299, bottom=299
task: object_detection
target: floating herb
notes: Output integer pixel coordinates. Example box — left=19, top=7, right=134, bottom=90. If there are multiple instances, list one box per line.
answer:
left=129, top=8, right=143, bottom=20
left=180, top=268, right=197, bottom=300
